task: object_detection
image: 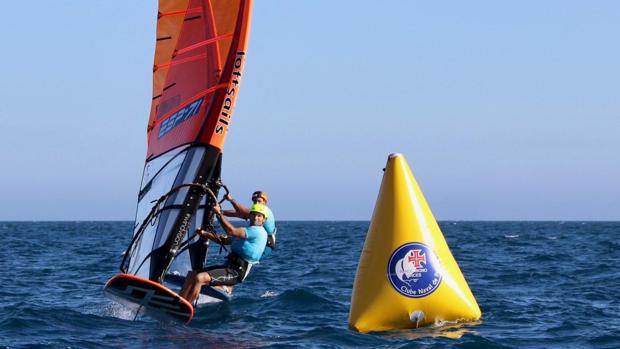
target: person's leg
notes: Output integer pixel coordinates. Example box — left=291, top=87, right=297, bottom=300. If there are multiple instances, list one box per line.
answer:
left=180, top=260, right=241, bottom=303
left=183, top=267, right=233, bottom=304
left=219, top=285, right=233, bottom=294
left=179, top=271, right=196, bottom=301
left=206, top=264, right=241, bottom=296
left=187, top=271, right=212, bottom=304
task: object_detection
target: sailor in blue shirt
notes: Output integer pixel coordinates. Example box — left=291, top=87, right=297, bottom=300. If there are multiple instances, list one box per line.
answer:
left=179, top=203, right=269, bottom=305
left=224, top=190, right=277, bottom=250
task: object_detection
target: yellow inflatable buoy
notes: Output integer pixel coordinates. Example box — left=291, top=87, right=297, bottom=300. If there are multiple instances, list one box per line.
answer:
left=348, top=153, right=481, bottom=333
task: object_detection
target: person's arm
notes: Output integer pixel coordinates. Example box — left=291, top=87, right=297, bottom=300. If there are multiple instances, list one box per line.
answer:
left=213, top=203, right=247, bottom=239
left=195, top=228, right=231, bottom=245
left=225, top=194, right=251, bottom=220
left=222, top=209, right=242, bottom=218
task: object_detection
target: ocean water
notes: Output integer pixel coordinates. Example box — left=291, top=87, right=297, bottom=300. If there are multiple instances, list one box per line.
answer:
left=1, top=221, right=619, bottom=348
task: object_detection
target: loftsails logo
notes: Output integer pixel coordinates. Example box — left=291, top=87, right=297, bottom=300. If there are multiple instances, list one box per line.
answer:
left=215, top=51, right=245, bottom=135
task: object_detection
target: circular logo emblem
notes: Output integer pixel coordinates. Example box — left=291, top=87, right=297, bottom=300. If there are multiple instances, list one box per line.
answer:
left=387, top=242, right=442, bottom=298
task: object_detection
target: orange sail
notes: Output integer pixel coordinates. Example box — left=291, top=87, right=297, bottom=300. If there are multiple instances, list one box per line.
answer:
left=147, top=0, right=251, bottom=159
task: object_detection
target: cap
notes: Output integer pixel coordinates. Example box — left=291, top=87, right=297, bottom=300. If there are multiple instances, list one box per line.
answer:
left=252, top=191, right=268, bottom=202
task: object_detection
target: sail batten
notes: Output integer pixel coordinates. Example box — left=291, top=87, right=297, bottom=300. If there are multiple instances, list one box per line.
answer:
left=159, top=8, right=202, bottom=18
left=174, top=33, right=233, bottom=56
left=155, top=53, right=209, bottom=71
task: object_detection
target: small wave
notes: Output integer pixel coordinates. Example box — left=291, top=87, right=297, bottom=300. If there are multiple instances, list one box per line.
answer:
left=265, top=288, right=345, bottom=313
left=433, top=319, right=460, bottom=327
left=101, top=302, right=138, bottom=321
left=277, top=288, right=329, bottom=303
left=260, top=290, right=278, bottom=298
left=378, top=320, right=482, bottom=341
left=504, top=234, right=519, bottom=239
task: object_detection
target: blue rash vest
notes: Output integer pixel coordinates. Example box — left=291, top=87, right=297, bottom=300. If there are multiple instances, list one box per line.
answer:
left=231, top=225, right=268, bottom=263
left=263, top=206, right=276, bottom=235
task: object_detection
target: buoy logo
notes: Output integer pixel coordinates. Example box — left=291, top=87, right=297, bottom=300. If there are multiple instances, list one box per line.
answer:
left=387, top=242, right=442, bottom=298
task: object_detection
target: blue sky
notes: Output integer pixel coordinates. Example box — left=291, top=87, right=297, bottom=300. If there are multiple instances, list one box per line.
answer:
left=1, top=1, right=618, bottom=221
